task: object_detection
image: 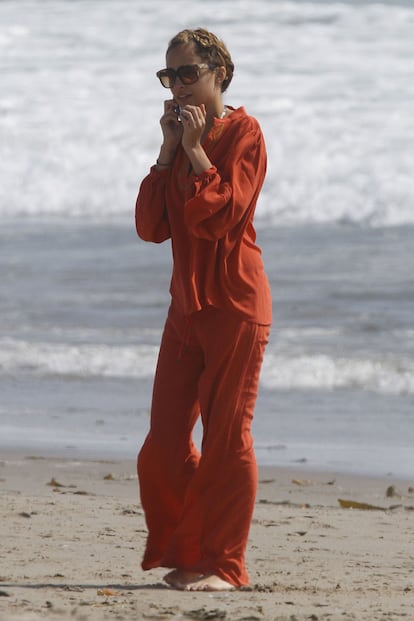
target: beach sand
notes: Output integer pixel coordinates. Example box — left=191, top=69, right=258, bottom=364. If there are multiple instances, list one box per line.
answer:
left=0, top=453, right=413, bottom=621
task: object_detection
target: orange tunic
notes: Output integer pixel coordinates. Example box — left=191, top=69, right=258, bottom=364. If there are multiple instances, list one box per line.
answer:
left=136, top=106, right=272, bottom=325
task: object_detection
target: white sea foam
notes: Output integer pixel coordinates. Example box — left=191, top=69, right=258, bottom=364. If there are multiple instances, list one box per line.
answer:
left=2, top=338, right=414, bottom=396
left=261, top=352, right=414, bottom=395
left=1, top=1, right=413, bottom=225
left=0, top=338, right=158, bottom=380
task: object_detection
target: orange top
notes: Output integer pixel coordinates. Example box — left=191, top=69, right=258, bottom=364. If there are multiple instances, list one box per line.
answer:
left=135, top=106, right=272, bottom=325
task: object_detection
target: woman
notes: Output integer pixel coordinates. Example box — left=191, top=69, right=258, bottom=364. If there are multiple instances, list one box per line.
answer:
left=135, top=28, right=272, bottom=591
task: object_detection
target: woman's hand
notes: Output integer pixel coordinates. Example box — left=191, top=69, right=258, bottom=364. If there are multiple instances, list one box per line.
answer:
left=180, top=104, right=212, bottom=175
left=157, top=99, right=183, bottom=165
left=180, top=103, right=206, bottom=152
left=157, top=102, right=212, bottom=174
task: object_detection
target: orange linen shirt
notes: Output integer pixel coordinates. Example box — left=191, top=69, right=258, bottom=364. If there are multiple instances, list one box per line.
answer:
left=135, top=106, right=272, bottom=325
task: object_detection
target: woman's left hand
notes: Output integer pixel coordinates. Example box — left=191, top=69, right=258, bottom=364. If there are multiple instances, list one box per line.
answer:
left=179, top=103, right=213, bottom=175
left=180, top=104, right=207, bottom=152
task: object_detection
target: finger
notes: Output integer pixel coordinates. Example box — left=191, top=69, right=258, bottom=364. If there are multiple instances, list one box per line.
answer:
left=193, top=105, right=206, bottom=125
left=180, top=111, right=194, bottom=127
left=179, top=105, right=191, bottom=119
left=181, top=106, right=202, bottom=127
left=163, top=99, right=173, bottom=111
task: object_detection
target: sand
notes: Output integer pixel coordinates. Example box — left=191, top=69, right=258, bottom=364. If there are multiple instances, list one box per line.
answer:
left=0, top=453, right=413, bottom=621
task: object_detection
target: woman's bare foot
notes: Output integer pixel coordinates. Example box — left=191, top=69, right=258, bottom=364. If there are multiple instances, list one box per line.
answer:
left=184, top=574, right=235, bottom=591
left=163, top=569, right=204, bottom=589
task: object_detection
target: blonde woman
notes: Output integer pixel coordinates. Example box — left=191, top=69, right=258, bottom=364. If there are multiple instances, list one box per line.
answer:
left=135, top=28, right=272, bottom=591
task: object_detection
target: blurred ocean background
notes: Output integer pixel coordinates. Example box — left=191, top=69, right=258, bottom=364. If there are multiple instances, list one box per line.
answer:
left=1, top=0, right=413, bottom=478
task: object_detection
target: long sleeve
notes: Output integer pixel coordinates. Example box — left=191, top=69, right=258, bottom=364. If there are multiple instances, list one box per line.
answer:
left=184, top=126, right=266, bottom=241
left=135, top=166, right=171, bottom=243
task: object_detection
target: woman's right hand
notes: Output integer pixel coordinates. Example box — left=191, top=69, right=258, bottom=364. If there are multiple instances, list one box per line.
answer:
left=159, top=99, right=183, bottom=155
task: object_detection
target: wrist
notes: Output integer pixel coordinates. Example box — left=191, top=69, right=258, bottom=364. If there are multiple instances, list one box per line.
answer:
left=186, top=145, right=211, bottom=176
left=156, top=145, right=176, bottom=169
left=156, top=158, right=172, bottom=168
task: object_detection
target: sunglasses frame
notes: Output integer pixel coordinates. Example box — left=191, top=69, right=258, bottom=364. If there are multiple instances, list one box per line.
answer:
left=156, top=63, right=216, bottom=88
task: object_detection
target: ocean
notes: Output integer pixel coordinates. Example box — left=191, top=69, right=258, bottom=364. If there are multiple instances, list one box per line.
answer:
left=1, top=0, right=413, bottom=478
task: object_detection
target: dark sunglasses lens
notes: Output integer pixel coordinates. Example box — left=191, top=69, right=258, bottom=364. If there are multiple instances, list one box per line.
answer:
left=157, top=69, right=175, bottom=88
left=178, top=66, right=199, bottom=84
left=157, top=65, right=202, bottom=88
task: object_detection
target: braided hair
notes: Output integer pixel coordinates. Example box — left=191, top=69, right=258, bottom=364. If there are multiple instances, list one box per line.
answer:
left=167, top=28, right=234, bottom=93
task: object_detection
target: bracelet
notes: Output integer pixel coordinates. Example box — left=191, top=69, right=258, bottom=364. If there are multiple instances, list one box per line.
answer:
left=156, top=158, right=171, bottom=167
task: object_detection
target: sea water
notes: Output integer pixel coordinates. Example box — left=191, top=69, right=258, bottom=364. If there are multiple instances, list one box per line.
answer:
left=1, top=0, right=413, bottom=478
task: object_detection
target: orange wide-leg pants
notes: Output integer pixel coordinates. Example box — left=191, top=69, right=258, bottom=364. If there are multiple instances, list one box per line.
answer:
left=137, top=303, right=270, bottom=587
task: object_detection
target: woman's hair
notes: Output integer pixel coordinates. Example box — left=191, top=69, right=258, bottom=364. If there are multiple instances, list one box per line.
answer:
left=167, top=28, right=234, bottom=93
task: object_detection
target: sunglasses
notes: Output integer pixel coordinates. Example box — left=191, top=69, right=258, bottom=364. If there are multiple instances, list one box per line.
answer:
left=156, top=63, right=216, bottom=88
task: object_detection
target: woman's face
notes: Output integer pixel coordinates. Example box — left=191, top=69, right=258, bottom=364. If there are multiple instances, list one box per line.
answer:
left=166, top=42, right=221, bottom=111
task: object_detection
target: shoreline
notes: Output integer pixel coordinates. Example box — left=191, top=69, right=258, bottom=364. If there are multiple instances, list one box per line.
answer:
left=1, top=442, right=413, bottom=482
left=1, top=453, right=413, bottom=620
